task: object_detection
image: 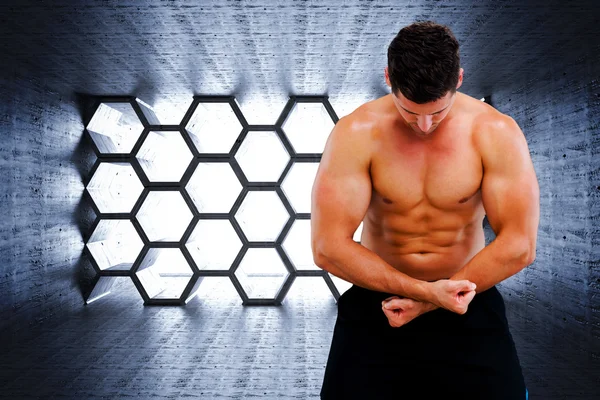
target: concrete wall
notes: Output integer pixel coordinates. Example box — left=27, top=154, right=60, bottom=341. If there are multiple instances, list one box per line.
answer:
left=490, top=47, right=600, bottom=388
left=1, top=0, right=598, bottom=396
left=0, top=71, right=103, bottom=345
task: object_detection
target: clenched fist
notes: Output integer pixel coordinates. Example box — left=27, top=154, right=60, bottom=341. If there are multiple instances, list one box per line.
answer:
left=381, top=297, right=437, bottom=328
left=428, top=279, right=477, bottom=314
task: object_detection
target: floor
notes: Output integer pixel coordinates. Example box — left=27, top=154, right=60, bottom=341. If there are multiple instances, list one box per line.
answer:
left=0, top=278, right=596, bottom=399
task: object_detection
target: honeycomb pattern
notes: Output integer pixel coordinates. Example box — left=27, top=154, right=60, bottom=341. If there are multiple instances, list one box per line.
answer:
left=281, top=101, right=335, bottom=154
left=86, top=102, right=144, bottom=154
left=233, top=248, right=290, bottom=300
left=84, top=96, right=360, bottom=306
left=282, top=219, right=319, bottom=271
left=184, top=101, right=243, bottom=154
left=86, top=219, right=143, bottom=272
left=234, top=130, right=290, bottom=183
left=134, top=247, right=195, bottom=302
left=185, top=219, right=242, bottom=271
left=186, top=162, right=243, bottom=213
left=86, top=162, right=144, bottom=214
left=136, top=190, right=194, bottom=242
left=234, top=190, right=290, bottom=242
left=135, top=130, right=194, bottom=182
left=281, top=162, right=320, bottom=214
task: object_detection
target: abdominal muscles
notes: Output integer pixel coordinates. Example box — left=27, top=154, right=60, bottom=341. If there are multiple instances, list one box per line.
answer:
left=360, top=219, right=485, bottom=282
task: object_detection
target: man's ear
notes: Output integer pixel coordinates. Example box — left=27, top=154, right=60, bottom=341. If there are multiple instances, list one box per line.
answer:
left=384, top=67, right=391, bottom=87
left=456, top=68, right=464, bottom=90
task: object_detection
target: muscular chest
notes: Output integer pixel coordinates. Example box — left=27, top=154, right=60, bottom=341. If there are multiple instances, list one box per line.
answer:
left=370, top=125, right=483, bottom=213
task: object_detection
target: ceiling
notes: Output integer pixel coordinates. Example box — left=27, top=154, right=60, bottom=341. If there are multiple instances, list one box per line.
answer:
left=1, top=0, right=599, bottom=122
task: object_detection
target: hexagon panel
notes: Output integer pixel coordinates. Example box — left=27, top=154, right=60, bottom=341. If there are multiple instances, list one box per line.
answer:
left=281, top=102, right=335, bottom=154
left=234, top=131, right=290, bottom=182
left=235, top=191, right=289, bottom=242
left=136, top=97, right=193, bottom=126
left=185, top=162, right=242, bottom=213
left=87, top=162, right=144, bottom=214
left=282, top=219, right=363, bottom=272
left=186, top=219, right=242, bottom=271
left=234, top=248, right=290, bottom=299
left=86, top=102, right=144, bottom=154
left=136, top=248, right=193, bottom=300
left=136, top=191, right=194, bottom=242
left=185, top=102, right=243, bottom=154
left=136, top=130, right=193, bottom=182
left=85, top=276, right=130, bottom=304
left=86, top=219, right=143, bottom=272
left=282, top=219, right=319, bottom=271
left=329, top=273, right=353, bottom=296
left=281, top=162, right=319, bottom=214
left=82, top=95, right=352, bottom=305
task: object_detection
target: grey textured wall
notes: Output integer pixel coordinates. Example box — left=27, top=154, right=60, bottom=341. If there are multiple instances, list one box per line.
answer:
left=0, top=74, right=99, bottom=346
left=488, top=47, right=600, bottom=393
left=1, top=0, right=599, bottom=398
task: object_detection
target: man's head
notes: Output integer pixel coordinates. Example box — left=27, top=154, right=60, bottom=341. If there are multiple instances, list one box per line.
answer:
left=385, top=21, right=464, bottom=136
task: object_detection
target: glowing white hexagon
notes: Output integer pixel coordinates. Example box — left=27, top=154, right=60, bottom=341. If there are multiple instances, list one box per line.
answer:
left=281, top=162, right=319, bottom=213
left=329, top=273, right=353, bottom=296
left=282, top=219, right=319, bottom=271
left=185, top=102, right=242, bottom=154
left=186, top=219, right=242, bottom=271
left=281, top=102, right=335, bottom=154
left=284, top=276, right=334, bottom=301
left=234, top=131, right=290, bottom=182
left=136, top=96, right=193, bottom=125
left=281, top=219, right=361, bottom=272
left=86, top=162, right=144, bottom=213
left=136, top=248, right=193, bottom=300
left=235, top=248, right=289, bottom=299
left=136, top=191, right=193, bottom=242
left=235, top=191, right=289, bottom=242
left=135, top=130, right=193, bottom=182
left=86, top=102, right=144, bottom=154
left=86, top=219, right=143, bottom=271
left=185, top=162, right=243, bottom=213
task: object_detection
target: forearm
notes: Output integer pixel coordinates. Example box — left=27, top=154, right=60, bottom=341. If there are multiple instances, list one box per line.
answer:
left=449, top=234, right=533, bottom=294
left=316, top=239, right=431, bottom=302
left=417, top=236, right=532, bottom=314
left=404, top=234, right=533, bottom=314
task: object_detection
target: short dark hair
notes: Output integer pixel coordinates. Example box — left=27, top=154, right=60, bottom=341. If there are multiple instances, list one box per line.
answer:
left=387, top=21, right=460, bottom=104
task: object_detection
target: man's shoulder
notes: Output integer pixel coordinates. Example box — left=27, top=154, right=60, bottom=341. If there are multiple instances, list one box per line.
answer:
left=471, top=100, right=519, bottom=146
left=339, top=95, right=393, bottom=135
left=471, top=102, right=525, bottom=162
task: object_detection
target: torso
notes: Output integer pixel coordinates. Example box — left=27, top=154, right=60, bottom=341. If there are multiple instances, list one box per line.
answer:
left=356, top=92, right=497, bottom=282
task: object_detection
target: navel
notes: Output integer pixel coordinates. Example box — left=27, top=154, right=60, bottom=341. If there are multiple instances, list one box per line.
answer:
left=382, top=198, right=393, bottom=204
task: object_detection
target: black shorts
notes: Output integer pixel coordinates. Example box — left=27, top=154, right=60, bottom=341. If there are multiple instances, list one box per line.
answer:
left=320, top=284, right=528, bottom=400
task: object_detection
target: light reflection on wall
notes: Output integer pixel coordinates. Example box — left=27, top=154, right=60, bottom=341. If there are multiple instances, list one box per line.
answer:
left=83, top=95, right=365, bottom=306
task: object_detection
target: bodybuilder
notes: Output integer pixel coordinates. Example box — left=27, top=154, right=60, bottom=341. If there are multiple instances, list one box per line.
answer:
left=313, top=21, right=539, bottom=399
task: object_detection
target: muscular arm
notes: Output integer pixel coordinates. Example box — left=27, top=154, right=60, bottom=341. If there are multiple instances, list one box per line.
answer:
left=450, top=115, right=539, bottom=293
left=390, top=115, right=540, bottom=319
left=311, top=114, right=432, bottom=302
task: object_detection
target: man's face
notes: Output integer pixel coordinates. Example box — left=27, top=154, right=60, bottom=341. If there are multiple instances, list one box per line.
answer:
left=391, top=90, right=456, bottom=137
left=385, top=66, right=463, bottom=137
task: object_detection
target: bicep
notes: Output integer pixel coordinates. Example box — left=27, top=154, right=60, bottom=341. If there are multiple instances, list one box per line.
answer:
left=310, top=117, right=372, bottom=259
left=479, top=116, right=540, bottom=251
